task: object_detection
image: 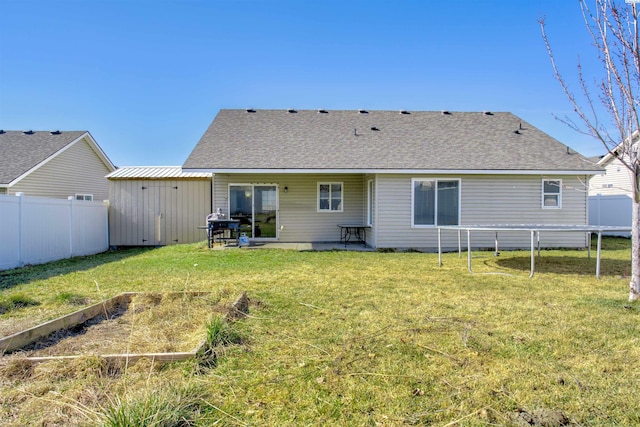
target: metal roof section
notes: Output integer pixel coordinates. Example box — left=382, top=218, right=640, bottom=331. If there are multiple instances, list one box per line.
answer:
left=183, top=109, right=603, bottom=174
left=106, top=166, right=212, bottom=179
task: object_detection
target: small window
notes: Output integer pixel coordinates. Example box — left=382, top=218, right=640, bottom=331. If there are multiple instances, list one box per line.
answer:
left=542, top=179, right=561, bottom=209
left=318, top=182, right=343, bottom=212
left=0, top=188, right=6, bottom=195
left=412, top=178, right=460, bottom=227
left=75, top=194, right=93, bottom=201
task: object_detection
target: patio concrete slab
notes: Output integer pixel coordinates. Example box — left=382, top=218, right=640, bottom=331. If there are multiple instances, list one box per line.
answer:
left=210, top=242, right=374, bottom=251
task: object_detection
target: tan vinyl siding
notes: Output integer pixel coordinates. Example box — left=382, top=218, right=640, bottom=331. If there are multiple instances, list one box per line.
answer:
left=109, top=179, right=211, bottom=246
left=9, top=137, right=111, bottom=200
left=589, top=157, right=633, bottom=196
left=375, top=174, right=589, bottom=250
left=213, top=173, right=365, bottom=242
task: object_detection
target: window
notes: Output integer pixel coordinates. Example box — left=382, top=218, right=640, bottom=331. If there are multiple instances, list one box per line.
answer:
left=229, top=184, right=278, bottom=238
left=75, top=194, right=93, bottom=201
left=412, top=179, right=460, bottom=227
left=0, top=188, right=6, bottom=195
left=542, top=179, right=561, bottom=208
left=318, top=182, right=343, bottom=212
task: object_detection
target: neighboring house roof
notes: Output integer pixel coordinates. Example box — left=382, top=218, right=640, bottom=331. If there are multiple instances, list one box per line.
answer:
left=183, top=109, right=603, bottom=174
left=0, top=130, right=115, bottom=186
left=595, top=129, right=639, bottom=167
left=588, top=155, right=605, bottom=164
left=107, top=166, right=212, bottom=179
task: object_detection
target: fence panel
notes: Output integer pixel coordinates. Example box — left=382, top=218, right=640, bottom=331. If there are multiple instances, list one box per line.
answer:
left=21, top=197, right=72, bottom=266
left=0, top=196, right=21, bottom=270
left=72, top=201, right=109, bottom=256
left=0, top=194, right=109, bottom=270
left=589, top=194, right=632, bottom=236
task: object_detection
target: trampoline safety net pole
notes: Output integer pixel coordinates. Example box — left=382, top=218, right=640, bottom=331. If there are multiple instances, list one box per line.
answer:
left=467, top=229, right=473, bottom=273
left=438, top=228, right=442, bottom=267
left=529, top=230, right=536, bottom=278
left=596, top=231, right=602, bottom=279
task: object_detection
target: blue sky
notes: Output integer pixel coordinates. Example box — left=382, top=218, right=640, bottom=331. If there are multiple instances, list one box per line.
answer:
left=0, top=0, right=606, bottom=166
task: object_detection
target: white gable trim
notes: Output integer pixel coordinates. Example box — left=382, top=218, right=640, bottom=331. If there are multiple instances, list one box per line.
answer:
left=597, top=130, right=640, bottom=166
left=84, top=131, right=116, bottom=173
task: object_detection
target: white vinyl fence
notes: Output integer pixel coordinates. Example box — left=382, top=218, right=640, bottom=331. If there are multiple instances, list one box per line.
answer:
left=589, top=194, right=632, bottom=237
left=0, top=194, right=109, bottom=270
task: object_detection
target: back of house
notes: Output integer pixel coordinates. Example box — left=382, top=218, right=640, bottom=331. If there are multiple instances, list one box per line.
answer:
left=182, top=109, right=602, bottom=250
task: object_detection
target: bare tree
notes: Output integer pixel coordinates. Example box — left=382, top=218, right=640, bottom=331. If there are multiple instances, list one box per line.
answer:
left=540, top=0, right=640, bottom=301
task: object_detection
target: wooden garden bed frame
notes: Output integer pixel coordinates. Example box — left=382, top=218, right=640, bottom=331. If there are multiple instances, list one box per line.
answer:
left=0, top=291, right=247, bottom=365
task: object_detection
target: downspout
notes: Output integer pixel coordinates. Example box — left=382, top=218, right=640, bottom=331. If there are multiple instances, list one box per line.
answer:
left=211, top=174, right=215, bottom=214
left=374, top=175, right=379, bottom=248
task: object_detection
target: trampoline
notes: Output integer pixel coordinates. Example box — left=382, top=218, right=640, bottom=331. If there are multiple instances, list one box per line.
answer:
left=436, top=225, right=632, bottom=278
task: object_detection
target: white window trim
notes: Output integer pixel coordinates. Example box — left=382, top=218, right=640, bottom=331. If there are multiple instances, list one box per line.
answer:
left=411, top=178, right=461, bottom=228
left=317, top=182, right=344, bottom=212
left=541, top=179, right=562, bottom=209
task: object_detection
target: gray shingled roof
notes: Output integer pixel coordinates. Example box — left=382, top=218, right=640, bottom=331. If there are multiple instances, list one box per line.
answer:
left=183, top=109, right=601, bottom=173
left=0, top=130, right=88, bottom=184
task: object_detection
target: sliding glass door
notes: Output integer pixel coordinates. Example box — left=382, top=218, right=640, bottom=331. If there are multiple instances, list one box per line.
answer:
left=229, top=184, right=278, bottom=239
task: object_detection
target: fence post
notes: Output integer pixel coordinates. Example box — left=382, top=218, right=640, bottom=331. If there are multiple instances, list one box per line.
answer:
left=104, top=200, right=110, bottom=249
left=68, top=196, right=74, bottom=257
left=16, top=192, right=24, bottom=267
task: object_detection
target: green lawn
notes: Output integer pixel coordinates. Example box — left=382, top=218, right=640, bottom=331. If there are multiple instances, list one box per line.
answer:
left=0, top=238, right=638, bottom=426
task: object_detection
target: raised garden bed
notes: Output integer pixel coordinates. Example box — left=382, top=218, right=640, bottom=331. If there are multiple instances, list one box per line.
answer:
left=0, top=291, right=248, bottom=365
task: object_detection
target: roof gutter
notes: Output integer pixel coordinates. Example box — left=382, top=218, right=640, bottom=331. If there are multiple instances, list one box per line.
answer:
left=182, top=168, right=604, bottom=176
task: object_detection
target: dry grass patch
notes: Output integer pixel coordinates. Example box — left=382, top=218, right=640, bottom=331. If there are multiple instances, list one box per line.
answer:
left=3, top=292, right=229, bottom=358
left=0, top=240, right=639, bottom=426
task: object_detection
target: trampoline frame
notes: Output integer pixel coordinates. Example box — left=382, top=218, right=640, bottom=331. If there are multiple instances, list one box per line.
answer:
left=436, top=225, right=631, bottom=278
